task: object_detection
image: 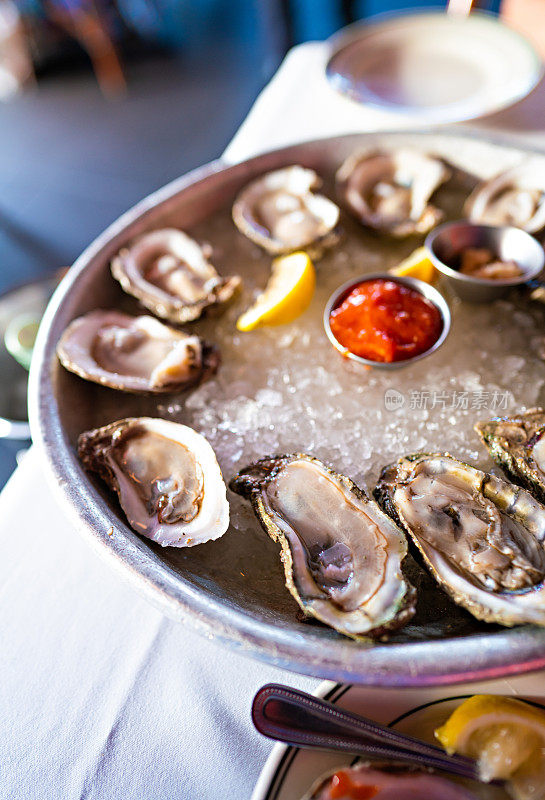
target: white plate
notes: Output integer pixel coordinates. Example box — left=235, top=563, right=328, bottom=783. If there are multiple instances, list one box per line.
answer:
left=326, top=11, right=543, bottom=124
left=252, top=671, right=545, bottom=799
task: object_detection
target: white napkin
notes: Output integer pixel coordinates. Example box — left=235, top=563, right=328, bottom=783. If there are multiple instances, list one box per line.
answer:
left=224, top=42, right=417, bottom=164
left=3, top=40, right=545, bottom=800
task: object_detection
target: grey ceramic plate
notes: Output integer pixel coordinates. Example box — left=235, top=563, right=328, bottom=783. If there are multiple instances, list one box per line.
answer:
left=29, top=130, right=545, bottom=686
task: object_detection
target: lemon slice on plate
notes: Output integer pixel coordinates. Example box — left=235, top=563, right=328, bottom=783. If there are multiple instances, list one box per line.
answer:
left=236, top=251, right=315, bottom=331
left=435, top=694, right=545, bottom=799
left=389, top=246, right=439, bottom=284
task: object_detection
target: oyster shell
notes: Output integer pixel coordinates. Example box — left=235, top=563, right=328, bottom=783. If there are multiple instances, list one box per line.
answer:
left=304, top=764, right=479, bottom=800
left=111, top=228, right=241, bottom=323
left=232, top=166, right=340, bottom=255
left=57, top=310, right=219, bottom=393
left=375, top=453, right=545, bottom=627
left=229, top=453, right=415, bottom=639
left=79, top=417, right=229, bottom=547
left=465, top=162, right=545, bottom=233
left=336, top=148, right=451, bottom=237
left=475, top=408, right=545, bottom=504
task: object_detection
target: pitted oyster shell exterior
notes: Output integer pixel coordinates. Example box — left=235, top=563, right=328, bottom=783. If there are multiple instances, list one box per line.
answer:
left=465, top=161, right=545, bottom=233
left=230, top=453, right=415, bottom=639
left=111, top=228, right=241, bottom=323
left=336, top=148, right=451, bottom=237
left=475, top=408, right=545, bottom=504
left=232, top=166, right=340, bottom=256
left=375, top=452, right=545, bottom=627
left=57, top=310, right=219, bottom=393
left=79, top=417, right=229, bottom=547
left=304, top=764, right=479, bottom=800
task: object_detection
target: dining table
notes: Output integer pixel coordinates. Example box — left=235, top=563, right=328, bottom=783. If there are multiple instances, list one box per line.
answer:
left=3, top=39, right=545, bottom=800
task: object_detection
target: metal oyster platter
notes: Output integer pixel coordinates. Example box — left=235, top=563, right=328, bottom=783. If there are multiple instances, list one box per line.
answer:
left=30, top=131, right=545, bottom=686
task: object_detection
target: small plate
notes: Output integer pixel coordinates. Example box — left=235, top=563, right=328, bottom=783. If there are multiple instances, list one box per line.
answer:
left=252, top=673, right=545, bottom=800
left=0, top=276, right=57, bottom=440
left=326, top=11, right=543, bottom=124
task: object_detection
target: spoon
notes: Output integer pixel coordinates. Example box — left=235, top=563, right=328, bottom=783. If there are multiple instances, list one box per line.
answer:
left=252, top=683, right=482, bottom=782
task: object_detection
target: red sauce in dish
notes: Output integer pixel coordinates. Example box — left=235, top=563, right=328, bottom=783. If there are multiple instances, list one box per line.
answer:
left=329, top=770, right=379, bottom=799
left=329, top=279, right=442, bottom=363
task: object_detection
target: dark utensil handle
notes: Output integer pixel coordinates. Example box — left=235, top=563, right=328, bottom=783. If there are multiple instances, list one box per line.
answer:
left=252, top=684, right=480, bottom=782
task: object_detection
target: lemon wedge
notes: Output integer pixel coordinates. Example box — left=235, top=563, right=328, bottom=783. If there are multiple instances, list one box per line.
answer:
left=389, top=246, right=439, bottom=284
left=435, top=694, right=545, bottom=799
left=236, top=251, right=315, bottom=331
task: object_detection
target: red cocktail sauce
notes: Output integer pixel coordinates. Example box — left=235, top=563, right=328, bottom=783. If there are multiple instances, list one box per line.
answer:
left=329, top=770, right=379, bottom=799
left=329, top=279, right=442, bottom=363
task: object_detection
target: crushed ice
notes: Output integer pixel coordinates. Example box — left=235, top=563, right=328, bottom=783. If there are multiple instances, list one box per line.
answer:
left=158, top=213, right=545, bottom=527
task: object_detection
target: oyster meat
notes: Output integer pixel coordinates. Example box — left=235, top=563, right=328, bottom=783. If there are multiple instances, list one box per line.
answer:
left=111, top=228, right=241, bottom=323
left=465, top=161, right=545, bottom=233
left=57, top=310, right=219, bottom=393
left=375, top=453, right=545, bottom=627
left=336, top=148, right=451, bottom=237
left=232, top=166, right=340, bottom=255
left=230, top=454, right=415, bottom=639
left=79, top=417, right=229, bottom=547
left=475, top=408, right=545, bottom=504
left=304, top=764, right=479, bottom=800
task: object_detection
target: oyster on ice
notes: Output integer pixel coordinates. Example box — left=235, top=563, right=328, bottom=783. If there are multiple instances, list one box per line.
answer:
left=79, top=417, right=229, bottom=547
left=375, top=453, right=545, bottom=627
left=475, top=408, right=545, bottom=504
left=336, top=149, right=451, bottom=237
left=304, top=764, right=480, bottom=800
left=57, top=310, right=219, bottom=393
left=232, top=166, right=340, bottom=255
left=230, top=453, right=415, bottom=639
left=111, top=228, right=241, bottom=323
left=465, top=161, right=545, bottom=233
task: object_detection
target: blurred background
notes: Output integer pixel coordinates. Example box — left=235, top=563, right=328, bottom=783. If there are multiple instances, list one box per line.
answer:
left=0, top=0, right=543, bottom=486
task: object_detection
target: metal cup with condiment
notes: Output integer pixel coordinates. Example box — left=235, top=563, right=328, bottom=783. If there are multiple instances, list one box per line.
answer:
left=425, top=221, right=545, bottom=303
left=324, top=272, right=451, bottom=369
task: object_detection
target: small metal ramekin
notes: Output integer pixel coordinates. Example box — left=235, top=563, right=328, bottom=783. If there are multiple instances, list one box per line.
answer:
left=323, top=272, right=451, bottom=370
left=425, top=221, right=545, bottom=303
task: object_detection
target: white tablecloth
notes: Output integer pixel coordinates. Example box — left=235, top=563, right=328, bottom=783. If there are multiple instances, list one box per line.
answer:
left=3, top=41, right=545, bottom=800
left=1, top=450, right=316, bottom=800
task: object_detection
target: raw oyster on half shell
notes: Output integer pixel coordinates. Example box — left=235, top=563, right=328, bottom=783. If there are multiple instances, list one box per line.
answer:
left=57, top=310, right=219, bottom=393
left=230, top=453, right=415, bottom=639
left=304, top=764, right=480, bottom=800
left=336, top=148, right=451, bottom=237
left=232, top=166, right=340, bottom=255
left=375, top=453, right=545, bottom=627
left=79, top=417, right=229, bottom=547
left=465, top=161, right=545, bottom=233
left=111, top=228, right=241, bottom=323
left=475, top=408, right=545, bottom=504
